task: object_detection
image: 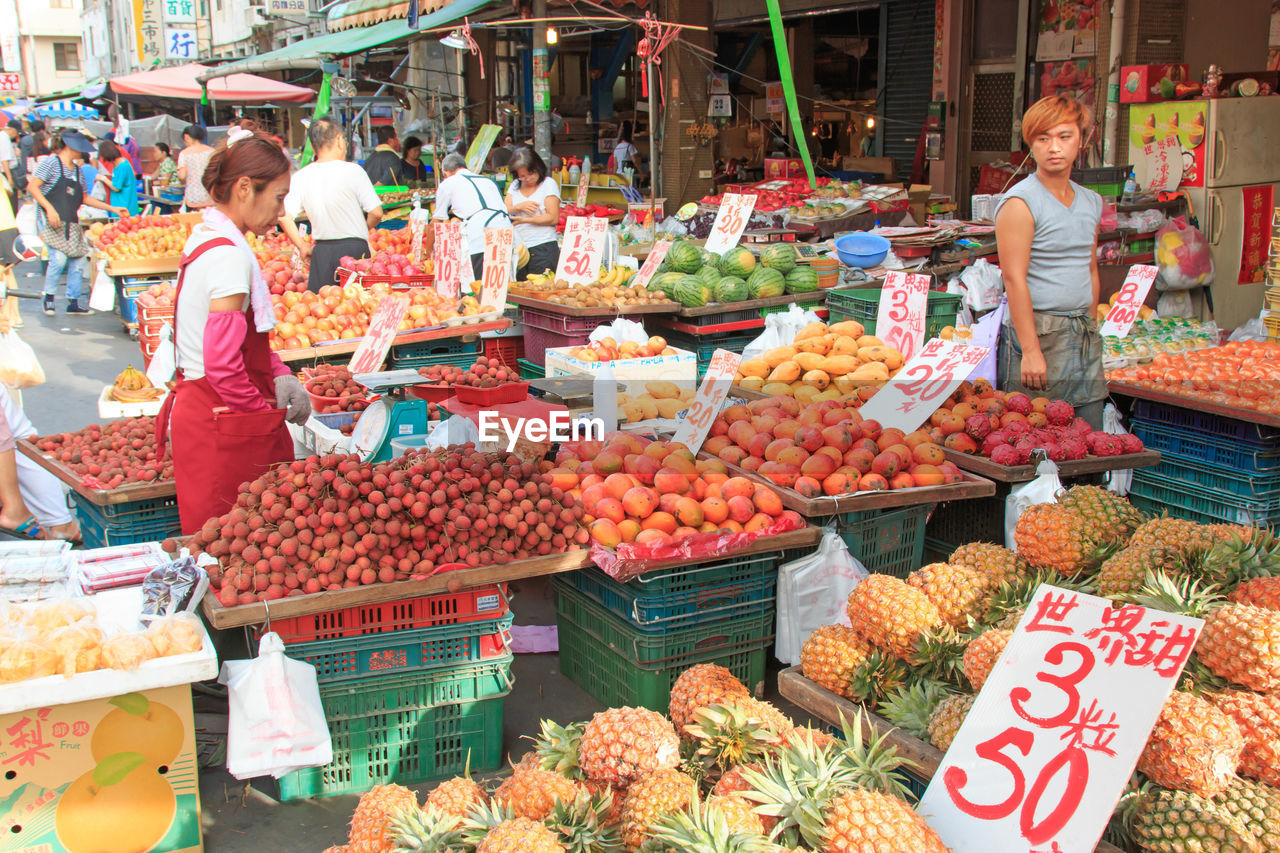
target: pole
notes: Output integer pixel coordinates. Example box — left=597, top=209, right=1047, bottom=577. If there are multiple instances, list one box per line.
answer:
left=1102, top=0, right=1126, bottom=166
left=647, top=59, right=658, bottom=204
left=532, top=0, right=551, bottom=160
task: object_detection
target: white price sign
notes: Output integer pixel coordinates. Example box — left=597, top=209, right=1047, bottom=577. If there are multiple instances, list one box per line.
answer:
left=409, top=206, right=430, bottom=266
left=1100, top=265, right=1159, bottom=338
left=920, top=585, right=1201, bottom=853
left=480, top=227, right=515, bottom=311
left=875, top=271, right=932, bottom=361
left=1143, top=135, right=1181, bottom=194
left=703, top=193, right=757, bottom=255
left=554, top=216, right=609, bottom=286
left=576, top=161, right=592, bottom=209
left=671, top=349, right=742, bottom=452
left=348, top=295, right=410, bottom=375
left=433, top=221, right=465, bottom=298
left=631, top=240, right=673, bottom=291
left=856, top=339, right=990, bottom=434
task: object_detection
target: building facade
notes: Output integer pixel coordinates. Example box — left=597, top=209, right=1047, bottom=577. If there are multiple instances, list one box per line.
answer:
left=0, top=0, right=86, bottom=97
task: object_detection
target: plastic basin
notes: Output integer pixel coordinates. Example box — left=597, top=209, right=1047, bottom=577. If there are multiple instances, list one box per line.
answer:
left=834, top=232, right=891, bottom=268
left=390, top=434, right=431, bottom=456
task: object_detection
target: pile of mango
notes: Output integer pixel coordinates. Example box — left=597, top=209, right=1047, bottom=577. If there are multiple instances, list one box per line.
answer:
left=734, top=320, right=906, bottom=403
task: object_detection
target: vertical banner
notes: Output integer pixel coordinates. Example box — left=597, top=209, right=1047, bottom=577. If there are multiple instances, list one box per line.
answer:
left=1240, top=184, right=1274, bottom=284
left=133, top=0, right=163, bottom=66
left=466, top=124, right=503, bottom=174
left=0, top=0, right=21, bottom=74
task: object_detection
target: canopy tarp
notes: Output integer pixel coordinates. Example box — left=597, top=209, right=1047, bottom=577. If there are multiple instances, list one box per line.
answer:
left=34, top=100, right=100, bottom=119
left=110, top=63, right=314, bottom=103
left=82, top=114, right=230, bottom=149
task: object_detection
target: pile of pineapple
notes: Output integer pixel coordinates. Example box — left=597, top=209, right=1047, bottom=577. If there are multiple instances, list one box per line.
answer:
left=321, top=666, right=950, bottom=852
left=800, top=484, right=1280, bottom=852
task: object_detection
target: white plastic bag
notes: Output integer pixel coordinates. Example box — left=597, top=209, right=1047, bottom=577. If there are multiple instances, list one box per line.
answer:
left=588, top=317, right=648, bottom=346
left=88, top=260, right=115, bottom=312
left=425, top=413, right=480, bottom=450
left=145, top=323, right=176, bottom=387
left=1005, top=458, right=1063, bottom=550
left=1103, top=403, right=1133, bottom=496
left=741, top=304, right=824, bottom=361
left=775, top=527, right=868, bottom=665
left=1229, top=314, right=1268, bottom=343
left=0, top=331, right=44, bottom=388
left=955, top=258, right=1005, bottom=311
left=218, top=632, right=333, bottom=780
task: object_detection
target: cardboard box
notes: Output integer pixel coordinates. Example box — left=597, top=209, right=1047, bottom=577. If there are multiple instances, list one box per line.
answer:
left=0, top=684, right=203, bottom=852
left=1120, top=64, right=1190, bottom=103
left=839, top=156, right=896, bottom=179
left=544, top=347, right=697, bottom=396
left=764, top=158, right=805, bottom=179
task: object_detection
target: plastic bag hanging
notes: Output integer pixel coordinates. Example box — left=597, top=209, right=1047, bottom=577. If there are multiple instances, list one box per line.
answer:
left=1005, top=458, right=1063, bottom=550
left=1102, top=403, right=1134, bottom=496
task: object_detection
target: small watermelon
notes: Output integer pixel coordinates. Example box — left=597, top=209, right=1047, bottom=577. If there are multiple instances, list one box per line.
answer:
left=697, top=247, right=719, bottom=268
left=695, top=265, right=722, bottom=287
left=761, top=244, right=798, bottom=274
left=785, top=266, right=820, bottom=293
left=649, top=271, right=684, bottom=295
left=666, top=241, right=703, bottom=274
left=714, top=276, right=750, bottom=303
left=718, top=246, right=757, bottom=278
left=747, top=267, right=785, bottom=299
left=674, top=274, right=709, bottom=308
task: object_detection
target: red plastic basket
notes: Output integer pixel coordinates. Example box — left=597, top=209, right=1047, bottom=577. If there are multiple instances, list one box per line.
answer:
left=484, top=337, right=525, bottom=371
left=304, top=380, right=379, bottom=415
left=410, top=383, right=454, bottom=404
left=260, top=584, right=510, bottom=644
left=453, top=381, right=530, bottom=406
left=338, top=266, right=434, bottom=290
left=138, top=304, right=176, bottom=369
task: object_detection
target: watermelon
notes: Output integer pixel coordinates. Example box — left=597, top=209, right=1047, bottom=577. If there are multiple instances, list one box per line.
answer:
left=674, top=274, right=709, bottom=308
left=649, top=271, right=684, bottom=295
left=695, top=265, right=722, bottom=288
left=697, top=247, right=719, bottom=268
left=761, top=244, right=798, bottom=274
left=714, top=276, right=750, bottom=303
left=666, top=241, right=703, bottom=274
left=718, top=246, right=757, bottom=278
left=785, top=266, right=819, bottom=293
left=747, top=267, right=785, bottom=299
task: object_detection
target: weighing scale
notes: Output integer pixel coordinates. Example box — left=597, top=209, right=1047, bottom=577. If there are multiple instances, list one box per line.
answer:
left=350, top=370, right=435, bottom=462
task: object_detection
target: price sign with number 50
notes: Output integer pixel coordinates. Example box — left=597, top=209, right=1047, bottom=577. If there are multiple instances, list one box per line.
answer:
left=1100, top=264, right=1158, bottom=339
left=555, top=216, right=608, bottom=286
left=876, top=271, right=932, bottom=361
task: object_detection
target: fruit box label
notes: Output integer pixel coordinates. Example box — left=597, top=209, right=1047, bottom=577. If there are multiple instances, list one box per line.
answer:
left=918, top=585, right=1201, bottom=853
left=0, top=685, right=202, bottom=853
left=476, top=594, right=501, bottom=612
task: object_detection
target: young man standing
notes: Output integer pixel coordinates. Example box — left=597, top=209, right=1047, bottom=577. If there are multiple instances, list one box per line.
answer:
left=995, top=95, right=1107, bottom=428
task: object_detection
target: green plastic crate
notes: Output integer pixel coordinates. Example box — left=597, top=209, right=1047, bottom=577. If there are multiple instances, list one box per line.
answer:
left=552, top=579, right=774, bottom=666
left=813, top=503, right=929, bottom=578
left=519, top=357, right=545, bottom=379
left=557, top=618, right=768, bottom=713
left=923, top=491, right=1009, bottom=555
left=825, top=287, right=961, bottom=341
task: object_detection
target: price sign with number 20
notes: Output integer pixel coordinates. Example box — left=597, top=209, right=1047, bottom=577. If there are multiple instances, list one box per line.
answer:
left=671, top=349, right=742, bottom=452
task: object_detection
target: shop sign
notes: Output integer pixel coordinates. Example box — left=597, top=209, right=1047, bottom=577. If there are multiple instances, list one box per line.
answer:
left=576, top=160, right=591, bottom=209
left=480, top=226, right=514, bottom=310
left=0, top=17, right=18, bottom=73
left=433, top=220, right=465, bottom=298
left=1100, top=265, right=1158, bottom=338
left=163, top=0, right=195, bottom=22
left=631, top=240, right=672, bottom=291
left=164, top=27, right=197, bottom=60
left=708, top=72, right=729, bottom=94
left=0, top=74, right=19, bottom=93
left=349, top=295, right=410, bottom=375
left=875, top=271, right=931, bottom=361
left=554, top=216, right=608, bottom=286
left=766, top=83, right=784, bottom=114
left=266, top=0, right=308, bottom=13
left=703, top=193, right=757, bottom=255
left=856, top=338, right=989, bottom=434
left=920, top=585, right=1200, bottom=853
left=671, top=349, right=741, bottom=453
left=1240, top=184, right=1274, bottom=285
left=708, top=95, right=732, bottom=118
left=133, top=0, right=163, bottom=65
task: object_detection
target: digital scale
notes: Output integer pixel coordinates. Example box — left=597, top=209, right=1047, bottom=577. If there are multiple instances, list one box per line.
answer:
left=350, top=370, right=435, bottom=462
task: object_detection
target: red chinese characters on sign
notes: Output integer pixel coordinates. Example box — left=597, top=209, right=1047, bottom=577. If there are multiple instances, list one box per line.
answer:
left=433, top=220, right=464, bottom=298
left=1142, top=135, right=1180, bottom=194
left=703, top=194, right=758, bottom=255
left=1099, top=264, right=1158, bottom=338
left=348, top=295, right=410, bottom=375
left=632, top=240, right=673, bottom=291
left=671, top=349, right=742, bottom=452
left=0, top=74, right=20, bottom=92
left=920, top=585, right=1202, bottom=853
left=875, top=271, right=932, bottom=361
left=368, top=649, right=408, bottom=671
left=554, top=216, right=609, bottom=286
left=480, top=226, right=514, bottom=310
left=4, top=709, right=52, bottom=767
left=855, top=339, right=989, bottom=434
left=1240, top=184, right=1275, bottom=285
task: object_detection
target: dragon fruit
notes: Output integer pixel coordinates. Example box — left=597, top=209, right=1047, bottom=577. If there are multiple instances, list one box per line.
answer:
left=965, top=414, right=993, bottom=441
left=1047, top=442, right=1069, bottom=462
left=1087, top=432, right=1123, bottom=456
left=1014, top=439, right=1039, bottom=465
left=1060, top=436, right=1089, bottom=460
left=990, top=444, right=1022, bottom=466
left=1118, top=433, right=1144, bottom=454
left=1069, top=417, right=1093, bottom=435
left=1045, top=399, right=1075, bottom=426
left=1005, top=392, right=1033, bottom=415
left=1003, top=420, right=1031, bottom=437
left=981, top=434, right=1006, bottom=456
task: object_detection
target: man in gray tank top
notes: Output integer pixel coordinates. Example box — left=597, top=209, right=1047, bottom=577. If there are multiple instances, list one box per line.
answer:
left=994, top=95, right=1107, bottom=429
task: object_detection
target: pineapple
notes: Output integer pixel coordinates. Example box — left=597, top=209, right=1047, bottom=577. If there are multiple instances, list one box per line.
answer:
left=962, top=628, right=1012, bottom=691
left=322, top=848, right=350, bottom=853
left=926, top=693, right=976, bottom=752
left=425, top=776, right=487, bottom=819
left=683, top=702, right=780, bottom=777
left=949, top=541, right=1027, bottom=586
left=1056, top=484, right=1145, bottom=546
left=669, top=664, right=751, bottom=737
left=705, top=794, right=764, bottom=837
left=1229, top=576, right=1280, bottom=610
left=494, top=767, right=581, bottom=821
left=579, top=707, right=681, bottom=786
left=349, top=784, right=420, bottom=851
left=543, top=789, right=626, bottom=853
left=388, top=805, right=466, bottom=853
left=1097, top=517, right=1214, bottom=597
left=1013, top=502, right=1108, bottom=576
left=1128, top=786, right=1260, bottom=853
left=845, top=574, right=942, bottom=659
left=822, top=789, right=949, bottom=853
left=799, top=624, right=871, bottom=698
left=1196, top=528, right=1280, bottom=589
left=877, top=681, right=952, bottom=742
left=1211, top=776, right=1280, bottom=851
left=906, top=562, right=994, bottom=629
left=712, top=764, right=758, bottom=798
left=844, top=648, right=910, bottom=707
left=530, top=719, right=587, bottom=780
left=1206, top=690, right=1280, bottom=787
left=642, top=794, right=774, bottom=853
left=477, top=818, right=567, bottom=853
left=736, top=697, right=793, bottom=736
left=619, top=768, right=698, bottom=850
left=1138, top=691, right=1244, bottom=797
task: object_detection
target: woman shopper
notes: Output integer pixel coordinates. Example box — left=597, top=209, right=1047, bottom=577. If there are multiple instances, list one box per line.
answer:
left=29, top=132, right=127, bottom=316
left=95, top=140, right=140, bottom=217
left=994, top=95, right=1107, bottom=429
left=152, top=142, right=178, bottom=186
left=506, top=148, right=561, bottom=279
left=177, top=124, right=215, bottom=210
left=155, top=127, right=310, bottom=534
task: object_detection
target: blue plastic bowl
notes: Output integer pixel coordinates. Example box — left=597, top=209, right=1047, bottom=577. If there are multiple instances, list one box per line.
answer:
left=834, top=232, right=891, bottom=268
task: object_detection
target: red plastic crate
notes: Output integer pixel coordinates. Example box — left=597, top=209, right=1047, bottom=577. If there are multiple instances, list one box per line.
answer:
left=522, top=325, right=592, bottom=366
left=410, top=383, right=454, bottom=404
left=484, top=337, right=524, bottom=370
left=259, top=584, right=510, bottom=644
left=454, top=381, right=530, bottom=406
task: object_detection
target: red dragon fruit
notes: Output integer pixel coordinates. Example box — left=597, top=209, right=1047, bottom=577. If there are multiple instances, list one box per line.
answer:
left=1003, top=420, right=1031, bottom=437
left=1060, top=436, right=1089, bottom=460
left=965, top=414, right=993, bottom=441
left=1118, top=433, right=1144, bottom=454
left=1047, top=442, right=1069, bottom=462
left=981, top=434, right=1006, bottom=457
left=1045, top=399, right=1075, bottom=426
left=1014, top=438, right=1039, bottom=464
left=990, top=444, right=1022, bottom=466
left=1069, top=417, right=1093, bottom=435
left=1005, top=392, right=1033, bottom=415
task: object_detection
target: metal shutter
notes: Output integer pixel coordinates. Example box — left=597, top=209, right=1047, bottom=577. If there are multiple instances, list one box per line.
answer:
left=881, top=0, right=935, bottom=182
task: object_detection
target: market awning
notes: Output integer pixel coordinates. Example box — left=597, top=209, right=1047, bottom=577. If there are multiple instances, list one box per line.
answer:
left=110, top=63, right=314, bottom=103
left=33, top=80, right=106, bottom=105
left=34, top=100, right=101, bottom=119
left=326, top=0, right=449, bottom=31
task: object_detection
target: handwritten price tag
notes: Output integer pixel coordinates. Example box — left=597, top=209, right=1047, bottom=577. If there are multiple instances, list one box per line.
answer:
left=576, top=161, right=591, bottom=209
left=875, top=271, right=932, bottom=361
left=920, top=584, right=1201, bottom=853
left=1143, top=135, right=1181, bottom=194
left=703, top=193, right=758, bottom=255
left=856, top=339, right=990, bottom=434
left=433, top=221, right=465, bottom=298
left=1100, top=264, right=1159, bottom=339
left=409, top=205, right=430, bottom=266
left=348, top=294, right=410, bottom=375
left=480, top=227, right=514, bottom=310
left=554, top=216, right=609, bottom=286
left=671, top=349, right=742, bottom=452
left=632, top=241, right=673, bottom=291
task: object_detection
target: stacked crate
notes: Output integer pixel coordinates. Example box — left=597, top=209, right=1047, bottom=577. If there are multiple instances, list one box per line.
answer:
left=552, top=553, right=778, bottom=712
left=266, top=585, right=514, bottom=799
left=71, top=492, right=183, bottom=549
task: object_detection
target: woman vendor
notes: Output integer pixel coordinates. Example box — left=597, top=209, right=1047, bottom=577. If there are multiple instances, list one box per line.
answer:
left=156, top=128, right=311, bottom=533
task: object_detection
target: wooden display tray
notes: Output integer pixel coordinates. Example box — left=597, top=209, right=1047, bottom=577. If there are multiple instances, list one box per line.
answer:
left=274, top=319, right=509, bottom=363
left=104, top=256, right=182, bottom=276
left=201, top=524, right=821, bottom=629
left=1108, top=381, right=1280, bottom=429
left=776, top=667, right=1124, bottom=853
left=676, top=290, right=826, bottom=318
left=702, top=452, right=996, bottom=516
left=508, top=295, right=680, bottom=317
left=942, top=447, right=1162, bottom=483
left=17, top=439, right=176, bottom=507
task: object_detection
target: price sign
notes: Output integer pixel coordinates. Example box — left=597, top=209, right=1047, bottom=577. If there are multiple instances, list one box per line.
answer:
left=576, top=161, right=592, bottom=209
left=920, top=584, right=1201, bottom=853
left=875, top=271, right=932, bottom=361
left=632, top=240, right=673, bottom=291
left=703, top=193, right=758, bottom=255
left=1100, top=264, right=1159, bottom=338
left=409, top=205, right=430, bottom=266
left=1143, top=135, right=1181, bottom=194
left=348, top=294, right=410, bottom=375
left=856, top=339, right=990, bottom=434
left=480, top=227, right=514, bottom=310
left=433, top=220, right=464, bottom=298
left=554, top=216, right=609, bottom=286
left=671, top=349, right=742, bottom=452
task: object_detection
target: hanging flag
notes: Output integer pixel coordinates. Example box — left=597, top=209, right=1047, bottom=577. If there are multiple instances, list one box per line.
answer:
left=764, top=0, right=816, bottom=190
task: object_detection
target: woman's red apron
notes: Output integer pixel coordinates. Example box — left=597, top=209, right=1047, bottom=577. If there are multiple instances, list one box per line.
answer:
left=155, top=237, right=294, bottom=534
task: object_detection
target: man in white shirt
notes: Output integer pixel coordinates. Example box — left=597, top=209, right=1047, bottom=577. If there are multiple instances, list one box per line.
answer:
left=427, top=153, right=512, bottom=281
left=280, top=117, right=383, bottom=291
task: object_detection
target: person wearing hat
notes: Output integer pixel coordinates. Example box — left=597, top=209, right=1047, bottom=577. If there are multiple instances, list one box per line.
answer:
left=28, top=131, right=128, bottom=315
